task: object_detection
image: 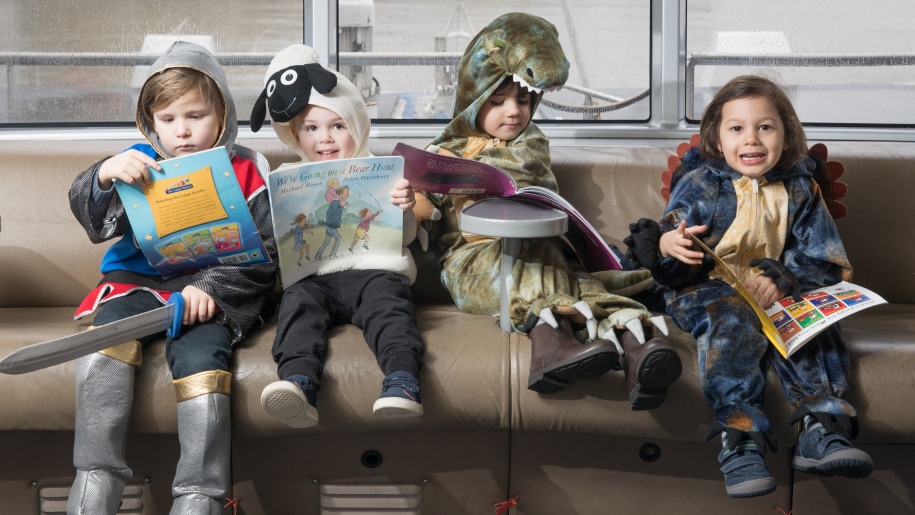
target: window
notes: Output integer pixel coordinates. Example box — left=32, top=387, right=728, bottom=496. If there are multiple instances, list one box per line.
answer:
left=354, top=0, right=651, bottom=122
left=0, top=0, right=301, bottom=125
left=686, top=0, right=915, bottom=126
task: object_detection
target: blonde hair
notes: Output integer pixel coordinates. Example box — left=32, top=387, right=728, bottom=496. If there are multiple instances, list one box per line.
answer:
left=140, top=67, right=225, bottom=129
left=327, top=177, right=340, bottom=187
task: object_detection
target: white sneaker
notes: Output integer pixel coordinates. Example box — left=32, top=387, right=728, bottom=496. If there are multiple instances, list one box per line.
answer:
left=260, top=380, right=319, bottom=428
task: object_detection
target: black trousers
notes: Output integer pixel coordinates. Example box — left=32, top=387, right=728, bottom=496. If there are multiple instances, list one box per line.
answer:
left=271, top=269, right=424, bottom=389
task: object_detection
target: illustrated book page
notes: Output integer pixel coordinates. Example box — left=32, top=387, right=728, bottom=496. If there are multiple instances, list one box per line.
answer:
left=689, top=235, right=886, bottom=358
left=114, top=146, right=270, bottom=279
left=267, top=156, right=405, bottom=289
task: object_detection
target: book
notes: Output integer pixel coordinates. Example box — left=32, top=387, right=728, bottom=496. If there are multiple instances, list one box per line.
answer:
left=391, top=142, right=622, bottom=271
left=689, top=235, right=887, bottom=358
left=266, top=156, right=406, bottom=289
left=114, top=146, right=271, bottom=279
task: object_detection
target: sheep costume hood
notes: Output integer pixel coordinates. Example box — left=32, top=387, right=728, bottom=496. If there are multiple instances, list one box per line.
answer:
left=251, top=44, right=416, bottom=282
left=250, top=44, right=371, bottom=162
left=135, top=41, right=239, bottom=159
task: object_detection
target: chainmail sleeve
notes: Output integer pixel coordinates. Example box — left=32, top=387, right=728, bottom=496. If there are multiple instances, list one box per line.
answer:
left=184, top=189, right=278, bottom=342
left=69, top=158, right=129, bottom=243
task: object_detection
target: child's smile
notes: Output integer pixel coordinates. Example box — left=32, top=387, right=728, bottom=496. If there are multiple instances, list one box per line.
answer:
left=717, top=96, right=785, bottom=179
left=291, top=105, right=356, bottom=162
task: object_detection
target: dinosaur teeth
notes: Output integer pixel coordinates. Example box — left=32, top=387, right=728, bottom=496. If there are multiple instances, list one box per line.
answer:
left=512, top=73, right=541, bottom=95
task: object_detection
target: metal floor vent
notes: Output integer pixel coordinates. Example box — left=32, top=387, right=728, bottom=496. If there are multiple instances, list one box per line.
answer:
left=39, top=484, right=144, bottom=514
left=319, top=483, right=421, bottom=514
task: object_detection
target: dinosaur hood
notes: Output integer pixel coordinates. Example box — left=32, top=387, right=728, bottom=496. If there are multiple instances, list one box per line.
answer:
left=449, top=12, right=569, bottom=138
left=135, top=41, right=238, bottom=159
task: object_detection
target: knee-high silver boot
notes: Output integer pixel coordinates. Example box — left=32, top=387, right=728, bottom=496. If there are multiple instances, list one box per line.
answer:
left=68, top=340, right=142, bottom=515
left=170, top=371, right=232, bottom=515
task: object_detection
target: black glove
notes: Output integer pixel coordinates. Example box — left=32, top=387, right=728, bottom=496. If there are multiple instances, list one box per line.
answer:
left=623, top=218, right=663, bottom=270
left=749, top=258, right=802, bottom=302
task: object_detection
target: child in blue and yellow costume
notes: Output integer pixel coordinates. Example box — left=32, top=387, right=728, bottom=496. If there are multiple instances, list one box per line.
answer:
left=626, top=75, right=873, bottom=498
left=414, top=12, right=681, bottom=408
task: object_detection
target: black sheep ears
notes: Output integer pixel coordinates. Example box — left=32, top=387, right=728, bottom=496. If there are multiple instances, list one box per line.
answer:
left=250, top=88, right=268, bottom=133
left=304, top=63, right=337, bottom=94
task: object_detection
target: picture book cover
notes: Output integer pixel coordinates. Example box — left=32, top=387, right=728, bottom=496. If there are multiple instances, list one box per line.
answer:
left=114, top=146, right=270, bottom=278
left=267, top=156, right=406, bottom=289
left=392, top=142, right=622, bottom=271
left=689, top=235, right=886, bottom=358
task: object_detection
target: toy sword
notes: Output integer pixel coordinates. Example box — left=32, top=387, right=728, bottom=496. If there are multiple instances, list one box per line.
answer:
left=0, top=294, right=184, bottom=375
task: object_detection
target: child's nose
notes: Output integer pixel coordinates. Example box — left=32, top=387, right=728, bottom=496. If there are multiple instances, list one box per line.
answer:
left=505, top=100, right=521, bottom=116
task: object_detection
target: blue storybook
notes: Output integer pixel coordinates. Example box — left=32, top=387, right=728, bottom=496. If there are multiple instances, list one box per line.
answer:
left=114, top=146, right=270, bottom=278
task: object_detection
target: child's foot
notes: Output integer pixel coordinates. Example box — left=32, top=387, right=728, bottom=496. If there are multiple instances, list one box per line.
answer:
left=349, top=247, right=354, bottom=253
left=260, top=375, right=319, bottom=428
left=363, top=244, right=369, bottom=250
left=792, top=420, right=873, bottom=478
left=373, top=371, right=423, bottom=417
left=297, top=260, right=302, bottom=266
left=718, top=438, right=777, bottom=498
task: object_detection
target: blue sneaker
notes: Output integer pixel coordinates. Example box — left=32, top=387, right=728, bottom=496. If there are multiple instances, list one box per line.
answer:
left=718, top=439, right=777, bottom=498
left=373, top=371, right=423, bottom=417
left=260, top=375, right=319, bottom=428
left=792, top=421, right=873, bottom=478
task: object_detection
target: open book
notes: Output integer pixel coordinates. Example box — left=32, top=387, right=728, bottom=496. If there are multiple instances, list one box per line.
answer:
left=266, top=156, right=405, bottom=289
left=689, top=235, right=886, bottom=358
left=392, top=142, right=622, bottom=271
left=114, top=146, right=271, bottom=279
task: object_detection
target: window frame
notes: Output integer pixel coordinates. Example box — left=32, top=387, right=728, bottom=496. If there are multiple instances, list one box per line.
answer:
left=0, top=0, right=912, bottom=143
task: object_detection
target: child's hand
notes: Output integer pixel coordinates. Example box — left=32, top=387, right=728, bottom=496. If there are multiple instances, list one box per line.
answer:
left=659, top=220, right=707, bottom=265
left=180, top=285, right=217, bottom=326
left=97, top=150, right=161, bottom=190
left=390, top=178, right=416, bottom=211
left=744, top=275, right=786, bottom=308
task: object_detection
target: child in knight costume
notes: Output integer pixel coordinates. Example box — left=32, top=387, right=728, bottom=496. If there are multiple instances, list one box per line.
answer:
left=67, top=41, right=278, bottom=514
left=625, top=75, right=873, bottom=498
left=250, top=45, right=425, bottom=427
left=418, top=12, right=681, bottom=407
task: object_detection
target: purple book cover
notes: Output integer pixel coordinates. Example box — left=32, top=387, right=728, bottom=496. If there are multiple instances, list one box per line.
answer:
left=393, top=143, right=517, bottom=195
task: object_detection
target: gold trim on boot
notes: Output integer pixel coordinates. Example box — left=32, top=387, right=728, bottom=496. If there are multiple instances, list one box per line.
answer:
left=86, top=326, right=144, bottom=366
left=173, top=370, right=232, bottom=402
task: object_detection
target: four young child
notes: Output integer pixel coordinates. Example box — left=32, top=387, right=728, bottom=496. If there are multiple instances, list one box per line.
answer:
left=58, top=14, right=873, bottom=514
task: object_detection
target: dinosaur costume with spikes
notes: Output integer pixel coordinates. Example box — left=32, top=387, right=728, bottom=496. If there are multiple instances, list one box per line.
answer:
left=425, top=13, right=681, bottom=404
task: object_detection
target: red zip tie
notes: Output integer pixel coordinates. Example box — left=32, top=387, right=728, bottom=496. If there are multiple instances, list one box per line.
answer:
left=224, top=497, right=243, bottom=514
left=775, top=507, right=792, bottom=515
left=494, top=494, right=521, bottom=514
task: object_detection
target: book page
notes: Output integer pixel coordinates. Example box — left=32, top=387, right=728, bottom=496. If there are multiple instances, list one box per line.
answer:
left=689, top=235, right=887, bottom=358
left=267, top=156, right=406, bottom=289
left=114, top=146, right=271, bottom=278
left=764, top=282, right=886, bottom=356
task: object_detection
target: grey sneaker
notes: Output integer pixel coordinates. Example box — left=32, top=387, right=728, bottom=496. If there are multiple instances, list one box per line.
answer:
left=261, top=375, right=319, bottom=428
left=718, top=439, right=777, bottom=498
left=792, top=421, right=873, bottom=478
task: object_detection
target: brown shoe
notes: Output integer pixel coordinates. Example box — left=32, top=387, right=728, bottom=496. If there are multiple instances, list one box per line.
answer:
left=528, top=318, right=620, bottom=395
left=621, top=330, right=682, bottom=410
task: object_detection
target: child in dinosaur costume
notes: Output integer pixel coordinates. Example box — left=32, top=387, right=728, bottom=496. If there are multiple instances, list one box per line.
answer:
left=625, top=75, right=873, bottom=498
left=418, top=12, right=680, bottom=408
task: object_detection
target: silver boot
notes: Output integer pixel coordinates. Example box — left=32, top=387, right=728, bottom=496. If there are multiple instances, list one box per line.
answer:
left=170, top=373, right=232, bottom=515
left=67, top=347, right=139, bottom=515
